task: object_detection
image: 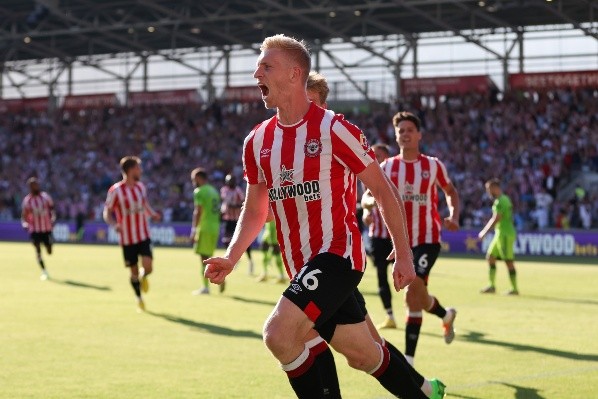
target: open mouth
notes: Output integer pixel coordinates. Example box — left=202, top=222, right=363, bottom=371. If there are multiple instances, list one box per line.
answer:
left=257, top=83, right=269, bottom=98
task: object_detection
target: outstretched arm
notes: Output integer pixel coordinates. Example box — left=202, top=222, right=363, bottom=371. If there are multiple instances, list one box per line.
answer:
left=204, top=183, right=270, bottom=284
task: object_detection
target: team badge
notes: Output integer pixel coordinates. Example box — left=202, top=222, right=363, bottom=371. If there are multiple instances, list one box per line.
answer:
left=304, top=139, right=322, bottom=158
left=279, top=165, right=294, bottom=184
left=359, top=132, right=371, bottom=151
left=422, top=171, right=430, bottom=179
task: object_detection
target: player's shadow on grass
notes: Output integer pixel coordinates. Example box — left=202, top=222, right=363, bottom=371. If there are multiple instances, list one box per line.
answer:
left=522, top=294, right=598, bottom=306
left=499, top=382, right=544, bottom=399
left=52, top=279, right=111, bottom=291
left=230, top=295, right=277, bottom=307
left=448, top=382, right=544, bottom=399
left=148, top=311, right=263, bottom=340
left=462, top=330, right=598, bottom=362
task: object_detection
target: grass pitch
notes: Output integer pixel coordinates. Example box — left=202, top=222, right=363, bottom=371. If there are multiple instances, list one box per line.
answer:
left=1, top=242, right=597, bottom=399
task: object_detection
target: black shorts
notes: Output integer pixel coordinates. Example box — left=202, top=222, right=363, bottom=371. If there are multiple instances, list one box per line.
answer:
left=412, top=243, right=441, bottom=283
left=30, top=232, right=52, bottom=247
left=282, top=252, right=365, bottom=343
left=371, top=237, right=393, bottom=267
left=122, top=239, right=153, bottom=267
left=353, top=288, right=368, bottom=316
left=223, top=220, right=237, bottom=242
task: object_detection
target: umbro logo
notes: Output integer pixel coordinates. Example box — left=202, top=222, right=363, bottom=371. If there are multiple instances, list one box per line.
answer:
left=260, top=149, right=271, bottom=158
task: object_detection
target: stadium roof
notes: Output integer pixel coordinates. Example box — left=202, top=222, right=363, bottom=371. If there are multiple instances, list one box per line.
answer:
left=1, top=0, right=596, bottom=63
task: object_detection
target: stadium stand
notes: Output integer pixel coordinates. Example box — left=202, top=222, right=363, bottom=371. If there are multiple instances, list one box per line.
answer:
left=1, top=88, right=596, bottom=229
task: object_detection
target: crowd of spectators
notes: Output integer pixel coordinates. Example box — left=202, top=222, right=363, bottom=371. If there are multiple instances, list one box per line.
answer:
left=0, top=87, right=596, bottom=230
left=0, top=101, right=269, bottom=224
left=394, top=88, right=598, bottom=230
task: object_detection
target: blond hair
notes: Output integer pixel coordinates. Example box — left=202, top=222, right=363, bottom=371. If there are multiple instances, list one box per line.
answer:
left=307, top=71, right=330, bottom=105
left=260, top=34, right=311, bottom=83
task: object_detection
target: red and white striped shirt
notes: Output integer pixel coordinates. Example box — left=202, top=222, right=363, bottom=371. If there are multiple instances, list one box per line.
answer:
left=105, top=181, right=152, bottom=246
left=381, top=154, right=451, bottom=247
left=368, top=207, right=390, bottom=239
left=22, top=192, right=54, bottom=233
left=244, top=103, right=375, bottom=278
left=220, top=186, right=245, bottom=221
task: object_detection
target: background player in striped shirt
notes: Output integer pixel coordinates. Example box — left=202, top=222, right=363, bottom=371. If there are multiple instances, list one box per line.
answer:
left=103, top=156, right=161, bottom=311
left=361, top=144, right=397, bottom=328
left=205, top=34, right=445, bottom=399
left=190, top=168, right=222, bottom=295
left=364, top=111, right=459, bottom=366
left=220, top=174, right=255, bottom=275
left=307, top=72, right=445, bottom=398
left=21, top=177, right=55, bottom=280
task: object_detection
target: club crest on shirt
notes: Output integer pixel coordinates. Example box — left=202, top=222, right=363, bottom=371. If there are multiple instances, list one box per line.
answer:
left=279, top=165, right=294, bottom=184
left=422, top=171, right=430, bottom=179
left=304, top=139, right=322, bottom=158
left=359, top=132, right=371, bottom=151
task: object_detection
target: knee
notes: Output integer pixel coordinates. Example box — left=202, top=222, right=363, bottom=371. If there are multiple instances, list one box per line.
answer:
left=263, top=319, right=293, bottom=357
left=144, top=264, right=153, bottom=274
left=345, top=351, right=373, bottom=371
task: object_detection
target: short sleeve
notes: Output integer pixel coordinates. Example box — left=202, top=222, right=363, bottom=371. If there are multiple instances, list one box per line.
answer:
left=493, top=198, right=503, bottom=215
left=330, top=115, right=375, bottom=174
left=193, top=188, right=203, bottom=206
left=434, top=158, right=451, bottom=188
left=105, top=186, right=117, bottom=209
left=243, top=132, right=265, bottom=184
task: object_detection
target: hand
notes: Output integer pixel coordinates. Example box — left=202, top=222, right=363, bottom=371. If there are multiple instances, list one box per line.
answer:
left=189, top=228, right=196, bottom=243
left=21, top=221, right=29, bottom=230
left=391, top=256, right=416, bottom=291
left=114, top=224, right=122, bottom=233
left=477, top=231, right=485, bottom=240
left=443, top=217, right=459, bottom=231
left=204, top=257, right=235, bottom=285
left=362, top=209, right=373, bottom=226
left=361, top=195, right=376, bottom=210
left=151, top=212, right=162, bottom=222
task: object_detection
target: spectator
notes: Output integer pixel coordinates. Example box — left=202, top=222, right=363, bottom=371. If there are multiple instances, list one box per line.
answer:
left=1, top=87, right=596, bottom=229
